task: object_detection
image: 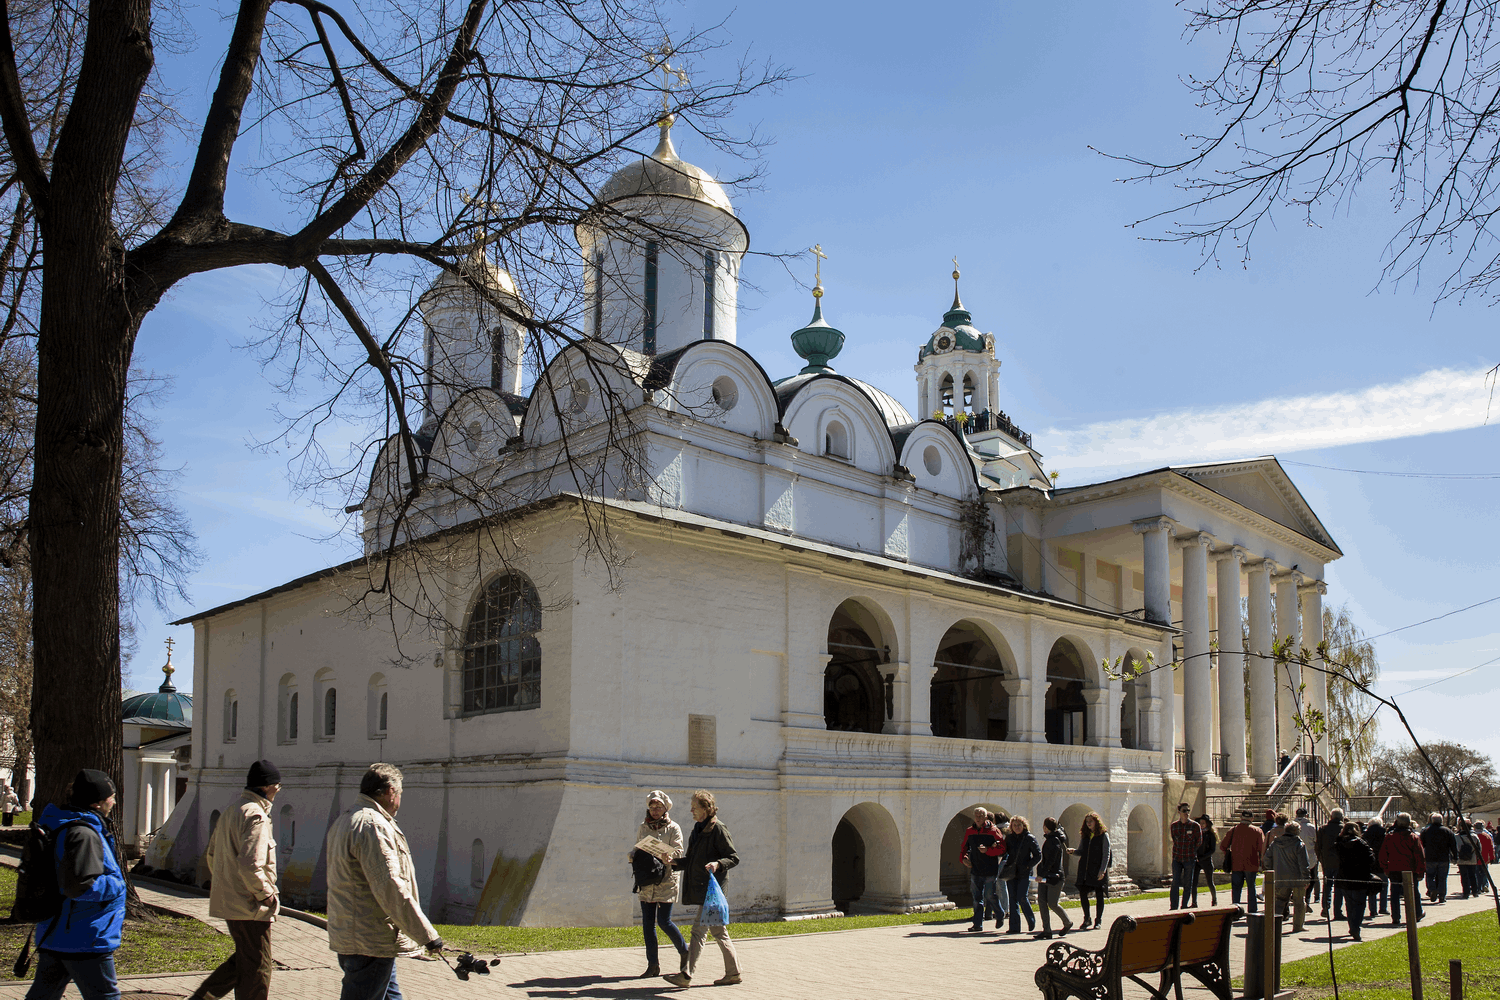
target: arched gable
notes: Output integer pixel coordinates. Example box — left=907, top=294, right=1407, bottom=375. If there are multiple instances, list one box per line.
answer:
left=520, top=341, right=649, bottom=449
left=426, top=388, right=523, bottom=481
left=655, top=340, right=778, bottom=439
left=898, top=421, right=977, bottom=501
left=781, top=378, right=897, bottom=475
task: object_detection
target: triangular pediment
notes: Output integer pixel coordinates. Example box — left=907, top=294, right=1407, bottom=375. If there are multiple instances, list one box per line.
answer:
left=1172, top=457, right=1341, bottom=555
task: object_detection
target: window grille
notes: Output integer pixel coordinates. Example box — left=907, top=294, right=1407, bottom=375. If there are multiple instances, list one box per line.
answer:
left=463, top=574, right=542, bottom=714
left=643, top=242, right=658, bottom=355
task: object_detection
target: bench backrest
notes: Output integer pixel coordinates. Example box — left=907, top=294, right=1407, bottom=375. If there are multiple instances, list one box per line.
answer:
left=1116, top=912, right=1183, bottom=975
left=1176, top=906, right=1239, bottom=965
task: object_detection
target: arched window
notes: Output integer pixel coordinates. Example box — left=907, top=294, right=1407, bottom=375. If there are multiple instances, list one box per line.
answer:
left=288, top=692, right=299, bottom=741
left=368, top=673, right=388, bottom=738
left=278, top=674, right=299, bottom=744
left=314, top=669, right=336, bottom=741
left=380, top=693, right=388, bottom=732
left=223, top=690, right=238, bottom=743
left=824, top=420, right=849, bottom=460
left=471, top=838, right=486, bottom=888
left=324, top=688, right=337, bottom=738
left=463, top=573, right=542, bottom=715
left=490, top=327, right=505, bottom=390
left=279, top=804, right=295, bottom=852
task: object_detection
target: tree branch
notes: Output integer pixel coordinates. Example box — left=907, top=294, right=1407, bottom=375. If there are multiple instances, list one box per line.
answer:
left=0, top=2, right=50, bottom=211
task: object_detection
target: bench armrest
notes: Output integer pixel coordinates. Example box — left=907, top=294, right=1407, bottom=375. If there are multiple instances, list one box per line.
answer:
left=1043, top=940, right=1107, bottom=979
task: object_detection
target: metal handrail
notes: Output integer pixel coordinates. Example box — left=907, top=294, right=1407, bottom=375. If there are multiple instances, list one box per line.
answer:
left=1266, top=752, right=1303, bottom=800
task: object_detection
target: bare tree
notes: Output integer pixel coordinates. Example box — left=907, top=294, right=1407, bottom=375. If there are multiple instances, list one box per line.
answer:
left=1321, top=602, right=1379, bottom=788
left=0, top=0, right=781, bottom=806
left=1115, top=1, right=1500, bottom=307
left=1370, top=740, right=1497, bottom=818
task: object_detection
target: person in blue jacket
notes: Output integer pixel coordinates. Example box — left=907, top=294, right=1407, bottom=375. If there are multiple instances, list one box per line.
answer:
left=25, top=768, right=127, bottom=1000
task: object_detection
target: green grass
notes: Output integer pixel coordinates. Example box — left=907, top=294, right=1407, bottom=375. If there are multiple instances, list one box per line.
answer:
left=1275, top=910, right=1500, bottom=1000
left=0, top=864, right=233, bottom=980
left=434, top=890, right=1171, bottom=955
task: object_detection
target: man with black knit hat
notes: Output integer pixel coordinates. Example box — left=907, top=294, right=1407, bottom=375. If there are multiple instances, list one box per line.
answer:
left=188, top=761, right=281, bottom=1000
left=24, top=768, right=125, bottom=1000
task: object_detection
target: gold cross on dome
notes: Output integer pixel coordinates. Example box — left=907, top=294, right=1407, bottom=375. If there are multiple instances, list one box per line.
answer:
left=952, top=255, right=960, bottom=280
left=810, top=244, right=827, bottom=298
left=164, top=636, right=175, bottom=658
left=645, top=40, right=688, bottom=115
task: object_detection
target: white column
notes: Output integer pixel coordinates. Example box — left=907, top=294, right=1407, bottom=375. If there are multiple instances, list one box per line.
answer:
left=157, top=765, right=174, bottom=829
left=1274, top=571, right=1304, bottom=757
left=1083, top=687, right=1107, bottom=747
left=1215, top=547, right=1248, bottom=779
left=1177, top=533, right=1213, bottom=779
left=136, top=758, right=152, bottom=840
left=1000, top=676, right=1036, bottom=743
left=1246, top=560, right=1277, bottom=780
left=973, top=371, right=990, bottom=414
left=1133, top=517, right=1175, bottom=626
left=989, top=370, right=1000, bottom=417
left=1301, top=581, right=1328, bottom=756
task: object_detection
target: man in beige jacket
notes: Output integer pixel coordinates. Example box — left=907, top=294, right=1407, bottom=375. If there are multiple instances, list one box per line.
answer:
left=326, top=763, right=443, bottom=1000
left=189, top=760, right=281, bottom=1000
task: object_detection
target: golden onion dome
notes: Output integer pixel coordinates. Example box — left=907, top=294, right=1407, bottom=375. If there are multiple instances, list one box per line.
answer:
left=599, top=118, right=735, bottom=216
left=423, top=248, right=521, bottom=302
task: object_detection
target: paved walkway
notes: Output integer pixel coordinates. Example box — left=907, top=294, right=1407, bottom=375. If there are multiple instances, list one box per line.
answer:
left=1, top=879, right=1493, bottom=998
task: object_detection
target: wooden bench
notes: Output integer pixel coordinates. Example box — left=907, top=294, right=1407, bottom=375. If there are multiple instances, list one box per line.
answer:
left=1033, top=905, right=1243, bottom=1000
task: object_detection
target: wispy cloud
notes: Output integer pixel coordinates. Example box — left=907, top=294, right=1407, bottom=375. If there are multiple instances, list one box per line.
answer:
left=1043, top=366, right=1495, bottom=471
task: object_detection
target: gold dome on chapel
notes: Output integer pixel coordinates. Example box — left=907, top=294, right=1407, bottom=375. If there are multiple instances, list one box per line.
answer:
left=599, top=118, right=735, bottom=216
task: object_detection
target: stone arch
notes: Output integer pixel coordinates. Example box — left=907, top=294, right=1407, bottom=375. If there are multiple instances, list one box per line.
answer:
left=367, top=672, right=388, bottom=738
left=1120, top=646, right=1150, bottom=750
left=831, top=801, right=903, bottom=914
left=1045, top=636, right=1098, bottom=745
left=938, top=372, right=955, bottom=415
left=1057, top=803, right=1095, bottom=887
left=938, top=802, right=1011, bottom=906
left=929, top=619, right=1016, bottom=741
left=314, top=667, right=337, bottom=741
left=825, top=598, right=898, bottom=734
left=277, top=673, right=298, bottom=744
left=1127, top=803, right=1161, bottom=880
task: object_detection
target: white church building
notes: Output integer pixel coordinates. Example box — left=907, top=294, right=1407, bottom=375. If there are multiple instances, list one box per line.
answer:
left=149, top=116, right=1344, bottom=925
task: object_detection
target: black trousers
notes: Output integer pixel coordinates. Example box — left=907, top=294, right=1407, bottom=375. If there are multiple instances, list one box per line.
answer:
left=190, top=920, right=273, bottom=1000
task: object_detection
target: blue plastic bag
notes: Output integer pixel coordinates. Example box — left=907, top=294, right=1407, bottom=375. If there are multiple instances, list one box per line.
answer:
left=701, top=873, right=730, bottom=927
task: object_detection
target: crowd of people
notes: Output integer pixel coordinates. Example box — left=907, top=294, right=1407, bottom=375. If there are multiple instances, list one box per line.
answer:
left=955, top=807, right=1112, bottom=939
left=1210, top=804, right=1494, bottom=942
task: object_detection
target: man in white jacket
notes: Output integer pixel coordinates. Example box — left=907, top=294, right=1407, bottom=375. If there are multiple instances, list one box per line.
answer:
left=326, top=763, right=444, bottom=1000
left=189, top=760, right=281, bottom=1000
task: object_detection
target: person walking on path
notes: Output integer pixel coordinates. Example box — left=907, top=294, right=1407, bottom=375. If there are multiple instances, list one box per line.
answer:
left=1362, top=816, right=1388, bottom=917
left=326, top=763, right=444, bottom=1000
left=957, top=807, right=1006, bottom=932
left=1419, top=813, right=1458, bottom=902
left=1262, top=820, right=1311, bottom=921
left=1168, top=803, right=1201, bottom=910
left=1294, top=807, right=1320, bottom=907
left=629, top=791, right=688, bottom=978
left=1378, top=812, right=1425, bottom=926
left=1032, top=818, right=1072, bottom=940
left=663, top=790, right=741, bottom=988
left=24, top=769, right=126, bottom=1000
left=1478, top=821, right=1495, bottom=892
left=1190, top=815, right=1217, bottom=907
left=1002, top=815, right=1042, bottom=935
left=1221, top=810, right=1264, bottom=915
left=1456, top=818, right=1484, bottom=899
left=1334, top=822, right=1379, bottom=941
left=1070, top=812, right=1111, bottom=929
left=188, top=761, right=282, bottom=1000
left=2, top=782, right=20, bottom=826
left=1315, top=808, right=1345, bottom=919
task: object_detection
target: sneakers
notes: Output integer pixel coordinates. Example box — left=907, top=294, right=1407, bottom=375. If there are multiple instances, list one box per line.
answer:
left=714, top=975, right=742, bottom=986
left=662, top=973, right=690, bottom=988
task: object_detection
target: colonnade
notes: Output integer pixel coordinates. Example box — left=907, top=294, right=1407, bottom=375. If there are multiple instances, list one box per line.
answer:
left=1132, top=516, right=1326, bottom=782
left=915, top=364, right=1000, bottom=420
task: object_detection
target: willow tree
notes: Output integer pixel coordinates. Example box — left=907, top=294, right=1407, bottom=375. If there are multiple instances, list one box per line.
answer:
left=0, top=0, right=780, bottom=806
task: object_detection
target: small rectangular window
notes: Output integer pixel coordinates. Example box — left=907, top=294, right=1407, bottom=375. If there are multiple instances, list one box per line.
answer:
left=644, top=241, right=658, bottom=355
left=702, top=251, right=716, bottom=340
left=688, top=714, right=717, bottom=766
left=592, top=252, right=604, bottom=338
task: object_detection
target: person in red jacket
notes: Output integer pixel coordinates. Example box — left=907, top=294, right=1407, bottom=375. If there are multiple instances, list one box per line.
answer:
left=1377, top=811, right=1426, bottom=926
left=958, top=808, right=1007, bottom=931
left=1219, top=809, right=1265, bottom=915
left=1478, top=822, right=1496, bottom=892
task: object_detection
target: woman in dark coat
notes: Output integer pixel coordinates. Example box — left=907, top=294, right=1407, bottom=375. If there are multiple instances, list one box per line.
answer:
left=1003, top=815, right=1042, bottom=934
left=1363, top=817, right=1388, bottom=916
left=662, top=790, right=741, bottom=988
left=1334, top=821, right=1379, bottom=941
left=1033, top=817, right=1072, bottom=940
left=1071, top=812, right=1112, bottom=929
left=1191, top=815, right=1218, bottom=907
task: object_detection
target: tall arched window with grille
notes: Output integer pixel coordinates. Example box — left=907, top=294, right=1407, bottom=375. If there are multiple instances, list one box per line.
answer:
left=462, top=574, right=541, bottom=715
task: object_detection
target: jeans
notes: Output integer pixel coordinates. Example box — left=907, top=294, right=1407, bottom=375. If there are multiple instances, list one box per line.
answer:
left=1038, top=881, right=1069, bottom=933
left=1230, top=871, right=1259, bottom=914
left=1390, top=873, right=1424, bottom=923
left=336, top=955, right=404, bottom=1000
left=1459, top=865, right=1479, bottom=897
left=1321, top=871, right=1343, bottom=917
left=192, top=920, right=274, bottom=1000
left=1006, top=876, right=1034, bottom=933
left=1369, top=873, right=1388, bottom=914
left=1079, top=887, right=1105, bottom=925
left=640, top=901, right=687, bottom=969
left=1190, top=861, right=1217, bottom=905
left=1425, top=860, right=1450, bottom=901
left=1342, top=888, right=1368, bottom=937
left=24, top=951, right=119, bottom=1000
left=968, top=873, right=1000, bottom=928
left=687, top=902, right=739, bottom=979
left=1170, top=859, right=1195, bottom=909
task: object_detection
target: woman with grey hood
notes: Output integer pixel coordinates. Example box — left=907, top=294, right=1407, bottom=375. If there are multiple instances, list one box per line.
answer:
left=629, top=790, right=688, bottom=978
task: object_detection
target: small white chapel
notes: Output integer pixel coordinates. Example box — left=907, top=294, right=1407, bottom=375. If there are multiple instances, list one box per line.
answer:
left=147, top=112, right=1345, bottom=926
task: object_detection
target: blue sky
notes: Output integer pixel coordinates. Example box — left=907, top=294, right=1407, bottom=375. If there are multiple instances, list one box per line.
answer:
left=128, top=2, right=1498, bottom=771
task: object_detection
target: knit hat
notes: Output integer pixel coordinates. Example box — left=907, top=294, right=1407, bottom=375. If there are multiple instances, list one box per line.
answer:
left=68, top=769, right=115, bottom=809
left=646, top=789, right=672, bottom=811
left=246, top=760, right=282, bottom=789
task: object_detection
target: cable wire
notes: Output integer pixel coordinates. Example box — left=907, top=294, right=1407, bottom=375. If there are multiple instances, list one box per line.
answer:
left=1281, top=460, right=1500, bottom=480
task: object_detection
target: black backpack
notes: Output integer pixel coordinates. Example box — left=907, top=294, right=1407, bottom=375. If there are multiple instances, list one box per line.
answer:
left=11, top=818, right=89, bottom=923
left=631, top=850, right=668, bottom=892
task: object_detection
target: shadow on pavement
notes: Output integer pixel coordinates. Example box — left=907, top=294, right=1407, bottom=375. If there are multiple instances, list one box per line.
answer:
left=509, top=976, right=640, bottom=988
left=520, top=989, right=675, bottom=999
